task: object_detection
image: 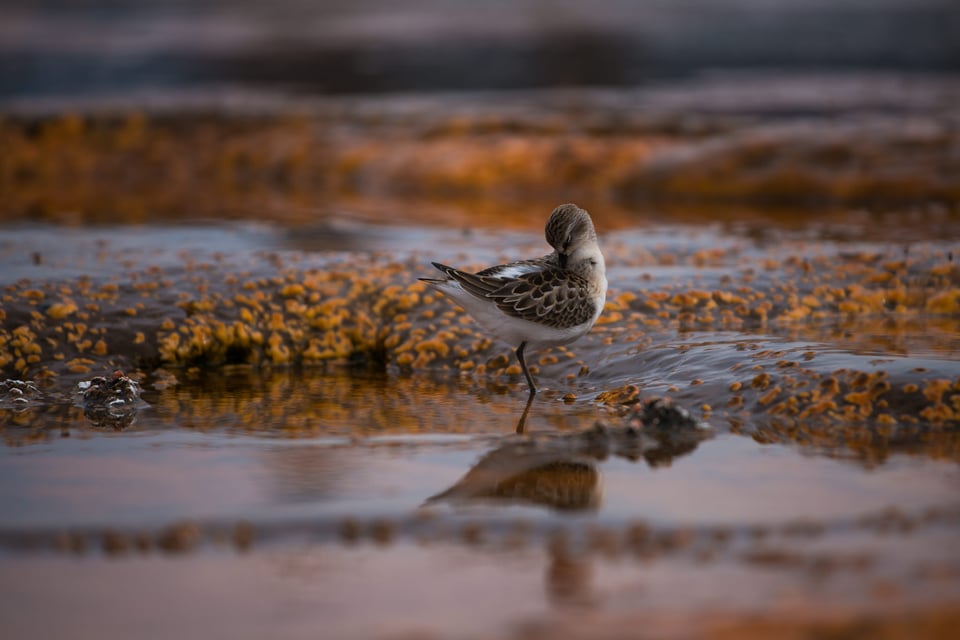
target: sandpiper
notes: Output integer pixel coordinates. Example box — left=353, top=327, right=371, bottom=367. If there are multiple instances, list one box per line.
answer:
left=420, top=204, right=607, bottom=423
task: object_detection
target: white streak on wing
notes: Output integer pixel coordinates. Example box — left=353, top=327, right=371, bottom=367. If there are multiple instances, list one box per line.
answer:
left=483, top=262, right=541, bottom=279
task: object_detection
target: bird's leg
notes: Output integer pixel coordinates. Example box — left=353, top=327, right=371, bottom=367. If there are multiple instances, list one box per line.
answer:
left=516, top=391, right=534, bottom=434
left=516, top=341, right=537, bottom=399
left=515, top=342, right=537, bottom=434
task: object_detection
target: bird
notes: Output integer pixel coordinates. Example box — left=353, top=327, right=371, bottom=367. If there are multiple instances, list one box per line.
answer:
left=419, top=203, right=607, bottom=431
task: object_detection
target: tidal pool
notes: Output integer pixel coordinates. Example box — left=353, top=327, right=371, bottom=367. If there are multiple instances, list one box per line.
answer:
left=1, top=217, right=958, bottom=638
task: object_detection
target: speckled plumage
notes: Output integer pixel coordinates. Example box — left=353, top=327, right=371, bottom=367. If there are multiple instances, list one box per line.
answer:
left=431, top=261, right=599, bottom=330
left=420, top=204, right=607, bottom=406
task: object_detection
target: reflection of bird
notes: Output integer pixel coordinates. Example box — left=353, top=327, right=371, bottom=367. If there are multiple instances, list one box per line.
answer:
left=425, top=442, right=601, bottom=512
left=420, top=204, right=607, bottom=431
left=426, top=412, right=712, bottom=512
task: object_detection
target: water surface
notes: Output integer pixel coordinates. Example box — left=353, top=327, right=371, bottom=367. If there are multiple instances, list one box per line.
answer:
left=2, top=216, right=958, bottom=639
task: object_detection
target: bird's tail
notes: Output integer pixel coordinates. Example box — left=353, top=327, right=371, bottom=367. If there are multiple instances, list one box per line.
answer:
left=418, top=262, right=456, bottom=284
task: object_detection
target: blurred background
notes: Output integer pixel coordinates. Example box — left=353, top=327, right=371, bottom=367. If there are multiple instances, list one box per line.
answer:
left=2, top=0, right=959, bottom=232
left=1, top=0, right=958, bottom=99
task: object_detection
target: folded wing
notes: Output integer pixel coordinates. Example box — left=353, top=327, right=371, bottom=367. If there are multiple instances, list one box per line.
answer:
left=430, top=262, right=596, bottom=329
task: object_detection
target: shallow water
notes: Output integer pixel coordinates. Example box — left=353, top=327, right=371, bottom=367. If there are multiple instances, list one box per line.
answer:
left=2, top=369, right=959, bottom=637
left=1, top=215, right=959, bottom=638
left=4, top=368, right=955, bottom=532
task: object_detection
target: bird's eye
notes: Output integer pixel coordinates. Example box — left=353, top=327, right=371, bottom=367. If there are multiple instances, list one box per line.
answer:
left=589, top=259, right=597, bottom=266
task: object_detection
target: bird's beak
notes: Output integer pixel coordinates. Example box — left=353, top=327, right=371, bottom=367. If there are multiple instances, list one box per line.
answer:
left=559, top=253, right=568, bottom=269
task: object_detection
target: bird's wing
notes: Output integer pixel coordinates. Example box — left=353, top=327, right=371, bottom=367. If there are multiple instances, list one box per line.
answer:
left=431, top=262, right=596, bottom=329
